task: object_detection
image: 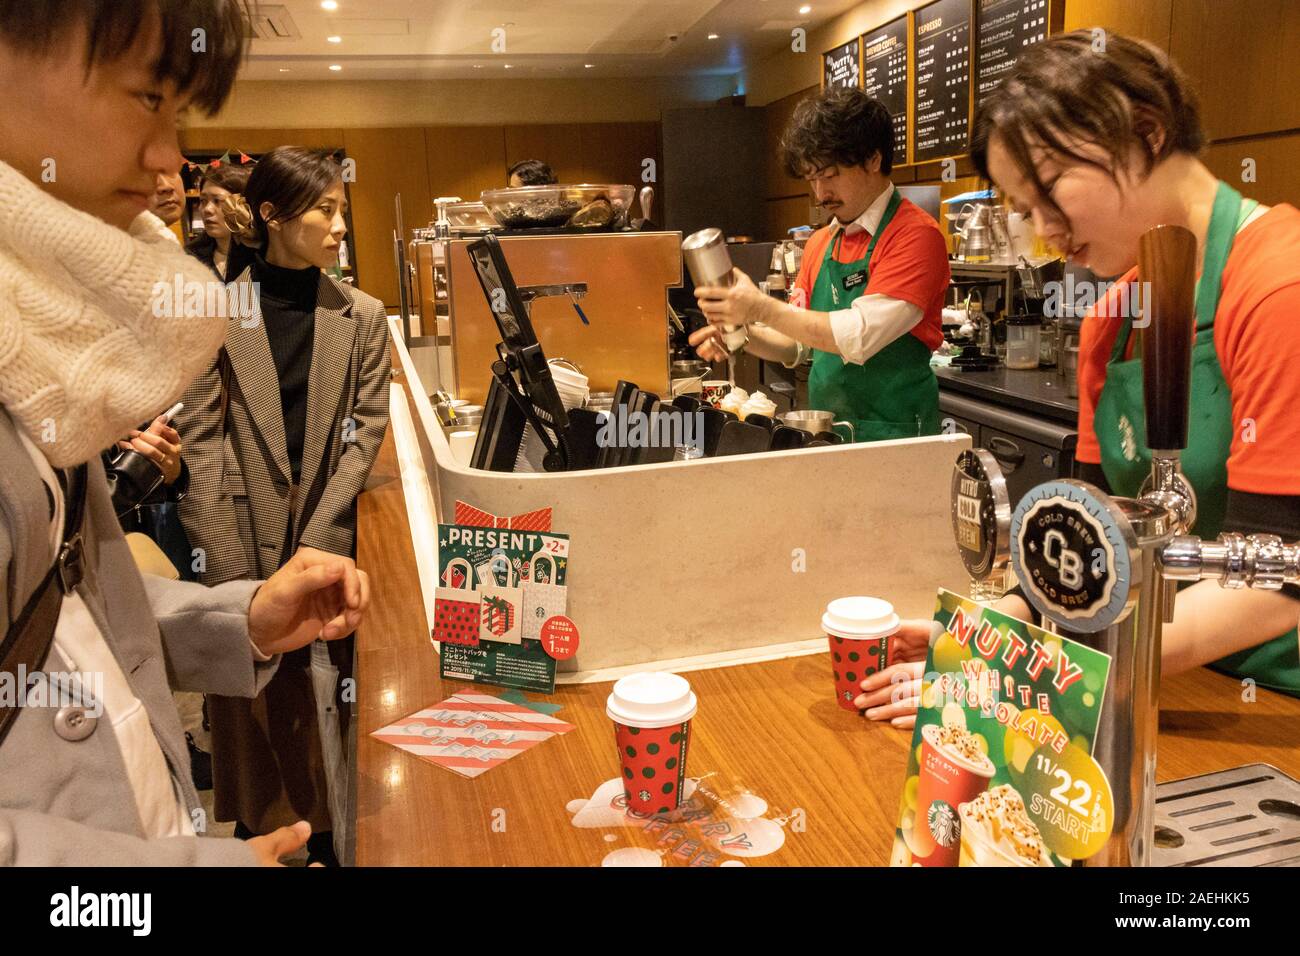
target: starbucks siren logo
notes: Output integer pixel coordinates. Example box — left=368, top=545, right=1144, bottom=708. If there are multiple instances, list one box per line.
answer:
left=927, top=800, right=959, bottom=848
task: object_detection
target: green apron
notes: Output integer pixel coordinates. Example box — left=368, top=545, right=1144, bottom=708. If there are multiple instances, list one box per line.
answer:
left=1094, top=181, right=1300, bottom=694
left=807, top=189, right=941, bottom=443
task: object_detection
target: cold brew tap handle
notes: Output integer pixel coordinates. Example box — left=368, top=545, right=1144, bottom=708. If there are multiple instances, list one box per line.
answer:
left=1138, top=224, right=1198, bottom=453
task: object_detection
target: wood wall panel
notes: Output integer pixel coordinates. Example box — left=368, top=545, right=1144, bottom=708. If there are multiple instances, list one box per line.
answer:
left=1062, top=0, right=1172, bottom=48
left=423, top=125, right=507, bottom=207
left=763, top=87, right=817, bottom=200
left=1204, top=133, right=1300, bottom=208
left=341, top=127, right=432, bottom=310
left=503, top=124, right=587, bottom=184
left=181, top=127, right=344, bottom=153
left=1170, top=0, right=1300, bottom=141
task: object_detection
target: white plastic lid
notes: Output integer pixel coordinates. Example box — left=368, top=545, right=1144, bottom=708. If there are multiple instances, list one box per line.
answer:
left=606, top=672, right=698, bottom=728
left=549, top=360, right=589, bottom=390
left=821, top=596, right=900, bottom=640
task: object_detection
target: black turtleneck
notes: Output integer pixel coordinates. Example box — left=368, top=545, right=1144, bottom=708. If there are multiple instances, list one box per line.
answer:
left=254, top=255, right=319, bottom=481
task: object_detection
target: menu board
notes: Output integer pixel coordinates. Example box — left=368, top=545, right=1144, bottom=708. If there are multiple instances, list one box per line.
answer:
left=822, top=37, right=861, bottom=90
left=861, top=16, right=909, bottom=164
left=912, top=0, right=972, bottom=163
left=976, top=0, right=1050, bottom=106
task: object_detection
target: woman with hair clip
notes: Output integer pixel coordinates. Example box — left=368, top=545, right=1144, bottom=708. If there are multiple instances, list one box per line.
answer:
left=177, top=146, right=391, bottom=865
left=185, top=161, right=251, bottom=279
left=856, top=30, right=1300, bottom=729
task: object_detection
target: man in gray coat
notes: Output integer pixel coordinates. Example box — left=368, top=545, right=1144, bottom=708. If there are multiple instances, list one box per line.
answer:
left=0, top=0, right=371, bottom=865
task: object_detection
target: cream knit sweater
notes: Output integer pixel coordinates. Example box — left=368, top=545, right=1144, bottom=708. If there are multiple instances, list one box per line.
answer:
left=0, top=160, right=226, bottom=467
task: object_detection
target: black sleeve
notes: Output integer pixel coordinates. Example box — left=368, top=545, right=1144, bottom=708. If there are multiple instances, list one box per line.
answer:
left=1072, top=460, right=1113, bottom=494
left=1223, top=489, right=1300, bottom=602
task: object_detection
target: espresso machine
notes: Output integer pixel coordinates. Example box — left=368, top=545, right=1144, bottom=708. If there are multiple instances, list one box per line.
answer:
left=953, top=224, right=1300, bottom=866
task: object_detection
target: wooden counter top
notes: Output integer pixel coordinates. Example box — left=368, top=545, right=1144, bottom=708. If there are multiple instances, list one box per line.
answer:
left=354, top=382, right=1300, bottom=867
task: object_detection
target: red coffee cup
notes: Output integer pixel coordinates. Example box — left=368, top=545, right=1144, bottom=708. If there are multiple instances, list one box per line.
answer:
left=822, top=596, right=898, bottom=711
left=913, top=723, right=996, bottom=866
left=606, top=672, right=697, bottom=815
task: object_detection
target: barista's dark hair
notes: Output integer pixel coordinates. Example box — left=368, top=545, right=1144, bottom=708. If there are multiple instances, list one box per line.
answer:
left=507, top=158, right=557, bottom=186
left=971, top=30, right=1204, bottom=224
left=780, top=87, right=894, bottom=178
left=0, top=0, right=248, bottom=116
left=225, top=146, right=343, bottom=279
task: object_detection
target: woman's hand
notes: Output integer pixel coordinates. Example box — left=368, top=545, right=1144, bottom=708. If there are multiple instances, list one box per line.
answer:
left=118, top=415, right=183, bottom=485
left=248, top=546, right=371, bottom=657
left=694, top=268, right=775, bottom=329
left=854, top=619, right=932, bottom=730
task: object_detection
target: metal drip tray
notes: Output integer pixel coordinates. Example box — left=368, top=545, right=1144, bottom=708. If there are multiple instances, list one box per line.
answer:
left=1154, top=764, right=1300, bottom=866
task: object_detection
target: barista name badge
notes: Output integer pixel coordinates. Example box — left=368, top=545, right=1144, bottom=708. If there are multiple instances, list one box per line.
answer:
left=1011, top=481, right=1135, bottom=633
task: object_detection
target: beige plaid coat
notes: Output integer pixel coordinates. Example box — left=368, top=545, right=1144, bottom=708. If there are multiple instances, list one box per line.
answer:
left=177, top=268, right=391, bottom=584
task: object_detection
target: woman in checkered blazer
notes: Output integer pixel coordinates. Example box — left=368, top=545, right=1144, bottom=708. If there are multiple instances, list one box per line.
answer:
left=177, top=147, right=390, bottom=865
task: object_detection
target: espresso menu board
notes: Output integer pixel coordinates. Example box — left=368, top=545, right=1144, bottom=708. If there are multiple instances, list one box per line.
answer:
left=976, top=0, right=1050, bottom=105
left=912, top=0, right=972, bottom=163
left=861, top=16, right=909, bottom=163
left=823, top=37, right=861, bottom=90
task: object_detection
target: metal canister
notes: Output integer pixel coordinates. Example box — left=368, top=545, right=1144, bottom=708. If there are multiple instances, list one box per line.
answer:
left=682, top=228, right=736, bottom=289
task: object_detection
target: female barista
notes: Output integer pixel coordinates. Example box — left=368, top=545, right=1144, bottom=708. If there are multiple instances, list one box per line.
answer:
left=691, top=87, right=950, bottom=442
left=861, top=30, right=1300, bottom=728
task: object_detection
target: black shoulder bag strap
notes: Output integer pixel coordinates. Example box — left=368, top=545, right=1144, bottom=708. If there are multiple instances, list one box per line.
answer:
left=0, top=463, right=89, bottom=748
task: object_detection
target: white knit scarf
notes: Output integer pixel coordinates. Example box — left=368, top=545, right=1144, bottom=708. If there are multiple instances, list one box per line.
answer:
left=0, top=160, right=226, bottom=467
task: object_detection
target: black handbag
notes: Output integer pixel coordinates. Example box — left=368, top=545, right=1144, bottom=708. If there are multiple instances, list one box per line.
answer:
left=0, top=464, right=88, bottom=748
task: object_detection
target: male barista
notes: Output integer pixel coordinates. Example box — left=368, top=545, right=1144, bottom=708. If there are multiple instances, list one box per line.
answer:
left=692, top=88, right=950, bottom=441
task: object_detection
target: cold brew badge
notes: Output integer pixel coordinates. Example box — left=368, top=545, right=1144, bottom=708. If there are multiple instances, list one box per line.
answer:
left=951, top=449, right=1011, bottom=591
left=1011, top=480, right=1140, bottom=633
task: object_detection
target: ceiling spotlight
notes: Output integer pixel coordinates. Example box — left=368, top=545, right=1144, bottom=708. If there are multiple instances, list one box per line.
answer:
left=279, top=68, right=290, bottom=72
left=472, top=64, right=483, bottom=69
left=503, top=63, right=513, bottom=69
left=327, top=35, right=341, bottom=43
left=584, top=63, right=595, bottom=68
left=329, top=64, right=342, bottom=71
left=321, top=1, right=338, bottom=10
left=707, top=33, right=719, bottom=40
left=799, top=5, right=812, bottom=14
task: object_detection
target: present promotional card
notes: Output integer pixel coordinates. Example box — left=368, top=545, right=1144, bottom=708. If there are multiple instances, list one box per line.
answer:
left=891, top=589, right=1114, bottom=868
left=433, top=504, right=572, bottom=694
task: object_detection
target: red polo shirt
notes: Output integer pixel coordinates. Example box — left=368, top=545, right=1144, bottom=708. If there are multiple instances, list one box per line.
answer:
left=793, top=197, right=949, bottom=351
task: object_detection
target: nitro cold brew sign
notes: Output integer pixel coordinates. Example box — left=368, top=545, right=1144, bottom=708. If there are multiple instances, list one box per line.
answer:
left=1012, top=481, right=1134, bottom=632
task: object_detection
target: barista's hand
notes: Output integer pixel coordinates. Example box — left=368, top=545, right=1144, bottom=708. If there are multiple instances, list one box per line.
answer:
left=688, top=325, right=729, bottom=364
left=694, top=268, right=776, bottom=329
left=118, top=416, right=183, bottom=485
left=248, top=546, right=371, bottom=657
left=853, top=619, right=931, bottom=729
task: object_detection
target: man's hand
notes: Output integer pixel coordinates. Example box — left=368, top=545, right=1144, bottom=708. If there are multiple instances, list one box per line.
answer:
left=688, top=325, right=729, bottom=363
left=694, top=268, right=777, bottom=329
left=248, top=821, right=321, bottom=867
left=248, top=546, right=371, bottom=658
left=118, top=415, right=183, bottom=485
left=854, top=619, right=932, bottom=729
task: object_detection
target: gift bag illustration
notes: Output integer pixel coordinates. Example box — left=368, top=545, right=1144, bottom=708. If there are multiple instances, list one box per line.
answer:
left=442, top=558, right=474, bottom=590
left=522, top=552, right=565, bottom=641
left=433, top=587, right=481, bottom=647
left=476, top=553, right=513, bottom=588
left=478, top=584, right=523, bottom=645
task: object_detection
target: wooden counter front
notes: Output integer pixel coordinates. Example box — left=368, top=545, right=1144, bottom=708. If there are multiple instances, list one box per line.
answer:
left=355, top=388, right=1300, bottom=867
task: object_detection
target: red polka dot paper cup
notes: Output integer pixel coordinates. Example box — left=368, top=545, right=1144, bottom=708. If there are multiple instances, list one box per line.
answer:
left=606, top=672, right=698, bottom=815
left=822, top=596, right=899, bottom=711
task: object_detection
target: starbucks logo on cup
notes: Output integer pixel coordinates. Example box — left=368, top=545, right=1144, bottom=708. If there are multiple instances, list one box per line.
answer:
left=927, top=800, right=960, bottom=848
